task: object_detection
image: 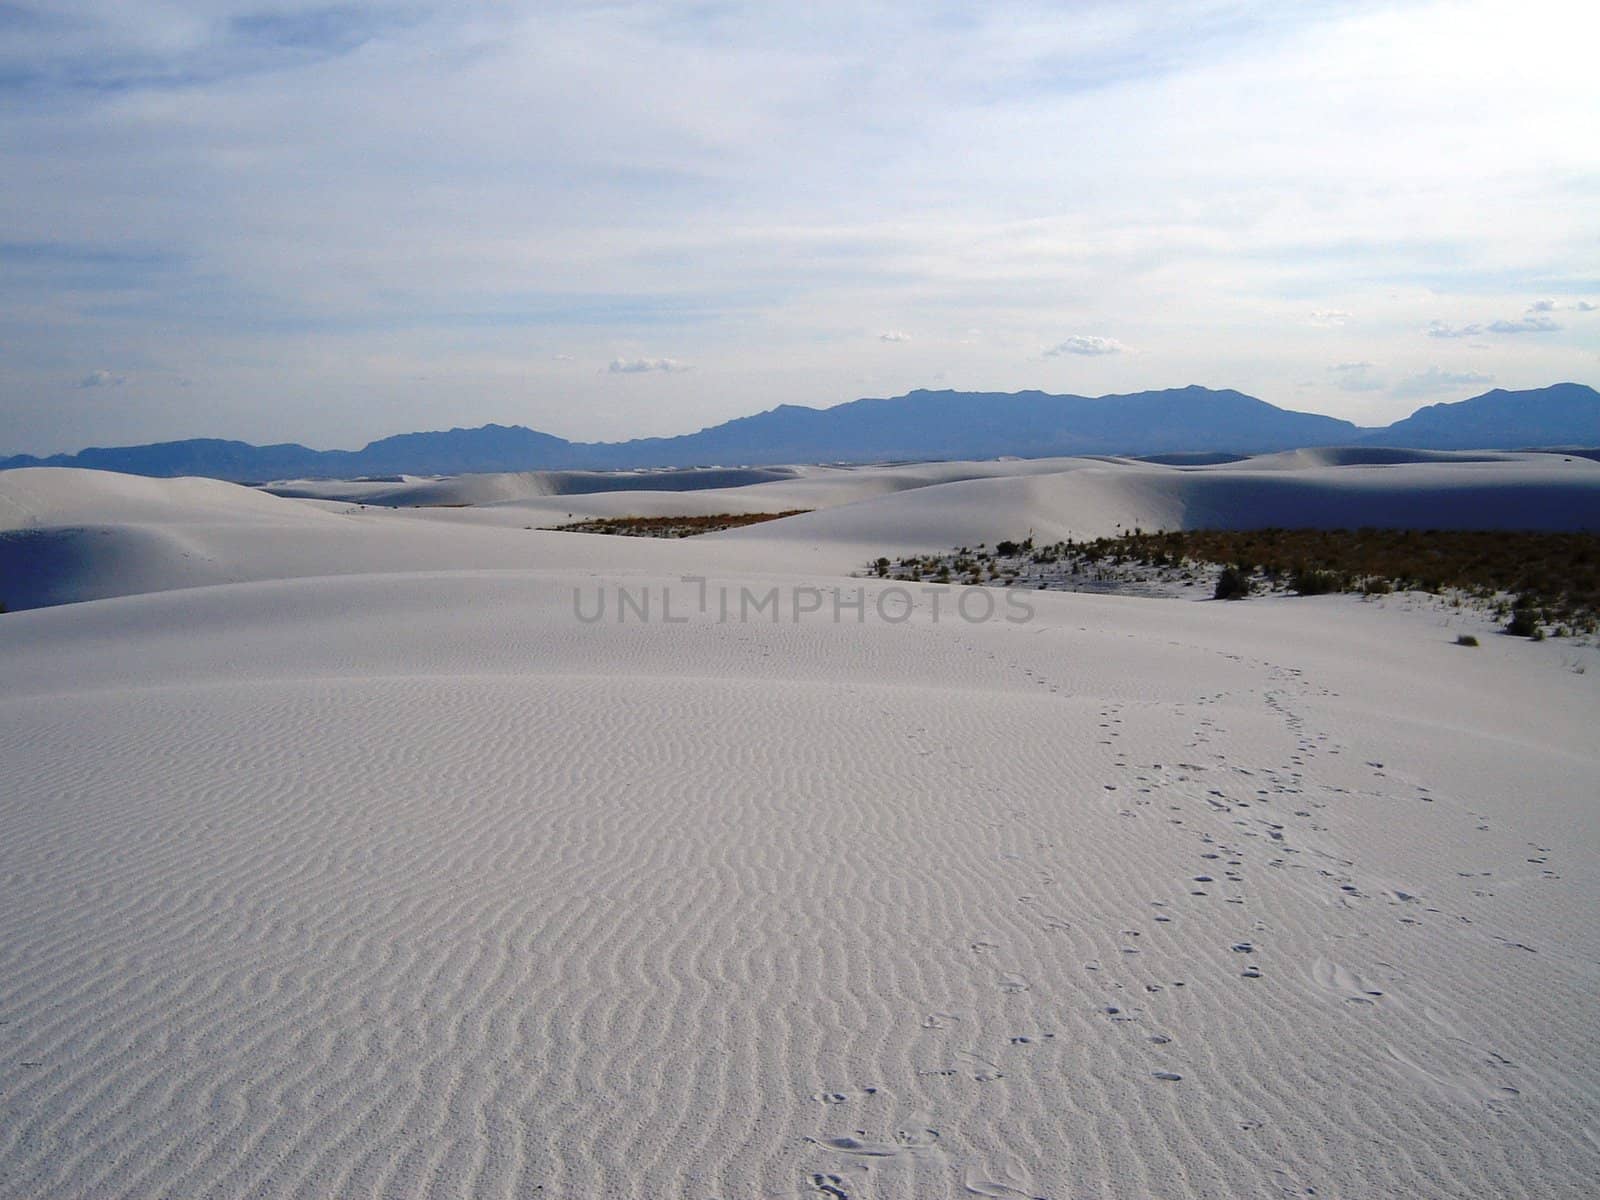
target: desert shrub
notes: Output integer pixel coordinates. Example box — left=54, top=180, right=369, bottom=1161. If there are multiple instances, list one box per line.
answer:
left=870, top=529, right=1600, bottom=630
left=550, top=510, right=808, bottom=537
left=995, top=540, right=1020, bottom=556
left=1506, top=608, right=1541, bottom=638
left=1214, top=566, right=1251, bottom=600
left=1291, top=568, right=1341, bottom=596
left=873, top=557, right=890, bottom=577
left=1456, top=634, right=1479, bottom=647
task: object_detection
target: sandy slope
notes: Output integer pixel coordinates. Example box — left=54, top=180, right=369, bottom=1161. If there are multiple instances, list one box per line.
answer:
left=0, top=460, right=1597, bottom=1199
left=1, top=569, right=1596, bottom=1200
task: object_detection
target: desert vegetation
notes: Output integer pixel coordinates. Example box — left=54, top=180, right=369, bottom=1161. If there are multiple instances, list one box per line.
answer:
left=548, top=511, right=809, bottom=538
left=862, top=528, right=1600, bottom=638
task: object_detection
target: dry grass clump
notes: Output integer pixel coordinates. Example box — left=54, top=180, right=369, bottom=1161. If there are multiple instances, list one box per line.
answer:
left=549, top=511, right=809, bottom=538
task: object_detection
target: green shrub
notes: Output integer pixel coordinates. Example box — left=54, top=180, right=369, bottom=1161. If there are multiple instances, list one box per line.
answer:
left=1291, top=568, right=1341, bottom=596
left=1506, top=609, right=1541, bottom=637
left=1456, top=634, right=1479, bottom=647
left=1214, top=566, right=1251, bottom=600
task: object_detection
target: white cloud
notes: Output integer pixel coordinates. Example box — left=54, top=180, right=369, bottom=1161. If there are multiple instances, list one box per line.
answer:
left=1328, top=361, right=1383, bottom=392
left=1310, top=309, right=1352, bottom=326
left=75, top=369, right=126, bottom=388
left=1394, top=367, right=1494, bottom=397
left=607, top=357, right=690, bottom=374
left=1486, top=314, right=1559, bottom=334
left=1429, top=313, right=1559, bottom=338
left=878, top=330, right=911, bottom=342
left=1044, top=335, right=1126, bottom=357
left=1528, top=298, right=1595, bottom=313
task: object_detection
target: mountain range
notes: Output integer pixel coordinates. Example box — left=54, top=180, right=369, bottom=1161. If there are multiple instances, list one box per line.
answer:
left=3, top=383, right=1596, bottom=481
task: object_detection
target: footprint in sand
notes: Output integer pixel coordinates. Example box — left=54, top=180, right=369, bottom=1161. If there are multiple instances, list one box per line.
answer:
left=811, top=1087, right=881, bottom=1105
left=806, top=1130, right=940, bottom=1158
left=959, top=1051, right=1007, bottom=1082
left=962, top=1168, right=1048, bottom=1198
left=1309, top=957, right=1384, bottom=1003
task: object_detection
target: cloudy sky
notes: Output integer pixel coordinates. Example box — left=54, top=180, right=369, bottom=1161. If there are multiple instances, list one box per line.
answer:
left=2, top=0, right=1596, bottom=453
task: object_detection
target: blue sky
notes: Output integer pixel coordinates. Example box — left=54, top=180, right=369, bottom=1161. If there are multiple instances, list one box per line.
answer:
left=1, top=0, right=1595, bottom=454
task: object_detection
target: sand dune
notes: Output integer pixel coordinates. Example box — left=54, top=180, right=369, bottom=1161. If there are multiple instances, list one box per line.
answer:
left=1, top=558, right=1595, bottom=1199
left=718, top=454, right=1600, bottom=565
left=264, top=465, right=806, bottom=506
left=1238, top=447, right=1528, bottom=469
left=0, top=459, right=1597, bottom=1198
left=5, top=454, right=1597, bottom=611
left=0, top=466, right=342, bottom=531
left=263, top=456, right=1112, bottom=521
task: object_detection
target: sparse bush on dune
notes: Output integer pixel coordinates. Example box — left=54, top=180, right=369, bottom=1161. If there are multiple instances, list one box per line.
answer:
left=1505, top=595, right=1545, bottom=638
left=1290, top=568, right=1341, bottom=596
left=860, top=529, right=1600, bottom=638
left=1456, top=634, right=1479, bottom=647
left=1214, top=566, right=1251, bottom=601
left=550, top=510, right=809, bottom=537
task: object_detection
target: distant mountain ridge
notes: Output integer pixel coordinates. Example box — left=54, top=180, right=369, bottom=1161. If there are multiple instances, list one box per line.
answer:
left=1360, top=383, right=1600, bottom=449
left=3, top=383, right=1595, bottom=481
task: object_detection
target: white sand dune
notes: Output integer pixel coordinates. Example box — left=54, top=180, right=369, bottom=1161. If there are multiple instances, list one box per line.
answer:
left=265, top=465, right=807, bottom=507
left=4, top=454, right=1597, bottom=610
left=718, top=453, right=1600, bottom=564
left=264, top=457, right=1114, bottom=524
left=1, top=567, right=1596, bottom=1199
left=1238, top=447, right=1529, bottom=469
left=1, top=459, right=1597, bottom=1198
left=3, top=454, right=1598, bottom=610
left=0, top=467, right=346, bottom=530
left=0, top=467, right=795, bottom=611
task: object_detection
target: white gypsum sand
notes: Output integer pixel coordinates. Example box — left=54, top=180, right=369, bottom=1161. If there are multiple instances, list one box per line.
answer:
left=0, top=456, right=1597, bottom=1199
